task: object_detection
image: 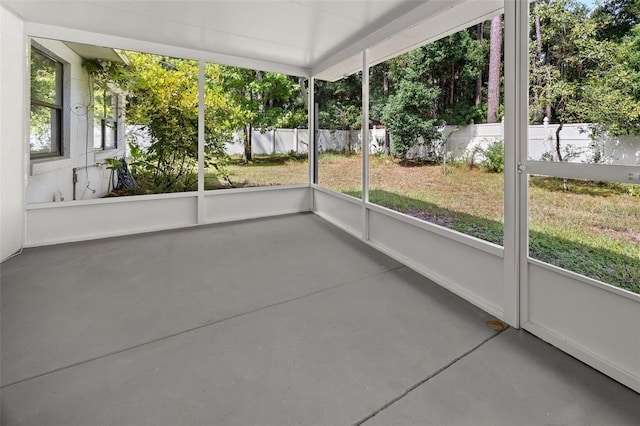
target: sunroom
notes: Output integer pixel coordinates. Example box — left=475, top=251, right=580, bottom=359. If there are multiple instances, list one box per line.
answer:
left=1, top=0, right=639, bottom=424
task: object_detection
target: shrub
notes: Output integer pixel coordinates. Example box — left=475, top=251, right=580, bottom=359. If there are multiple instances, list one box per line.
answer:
left=481, top=141, right=504, bottom=173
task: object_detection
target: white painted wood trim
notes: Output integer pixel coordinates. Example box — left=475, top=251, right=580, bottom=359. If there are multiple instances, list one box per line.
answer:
left=524, top=161, right=639, bottom=184
left=528, top=258, right=640, bottom=303
left=524, top=321, right=640, bottom=394
left=197, top=60, right=205, bottom=224
left=26, top=191, right=198, bottom=209
left=364, top=201, right=504, bottom=257
left=362, top=49, right=370, bottom=241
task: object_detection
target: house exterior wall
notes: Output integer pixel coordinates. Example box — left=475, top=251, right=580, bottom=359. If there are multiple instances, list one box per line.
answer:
left=1, top=6, right=25, bottom=261
left=27, top=38, right=125, bottom=204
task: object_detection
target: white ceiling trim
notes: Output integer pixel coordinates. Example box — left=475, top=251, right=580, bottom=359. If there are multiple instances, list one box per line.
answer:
left=24, top=22, right=311, bottom=77
left=12, top=1, right=504, bottom=80
left=368, top=0, right=504, bottom=69
left=313, top=0, right=463, bottom=79
left=314, top=0, right=504, bottom=81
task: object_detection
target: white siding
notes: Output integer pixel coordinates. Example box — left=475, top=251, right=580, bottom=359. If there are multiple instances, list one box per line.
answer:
left=1, top=7, right=25, bottom=261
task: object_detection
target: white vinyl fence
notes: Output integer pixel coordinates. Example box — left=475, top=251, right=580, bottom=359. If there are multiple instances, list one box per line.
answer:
left=128, top=123, right=640, bottom=165
left=443, top=119, right=640, bottom=166
left=225, top=128, right=385, bottom=155
left=225, top=128, right=310, bottom=155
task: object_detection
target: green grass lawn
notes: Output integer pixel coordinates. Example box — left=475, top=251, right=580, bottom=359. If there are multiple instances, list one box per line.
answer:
left=205, top=154, right=309, bottom=189
left=207, top=153, right=639, bottom=294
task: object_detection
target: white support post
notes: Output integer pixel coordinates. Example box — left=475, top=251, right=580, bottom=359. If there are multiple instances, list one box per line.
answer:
left=197, top=60, right=205, bottom=224
left=503, top=0, right=529, bottom=328
left=362, top=49, right=370, bottom=240
left=516, top=0, right=532, bottom=326
left=308, top=77, right=316, bottom=210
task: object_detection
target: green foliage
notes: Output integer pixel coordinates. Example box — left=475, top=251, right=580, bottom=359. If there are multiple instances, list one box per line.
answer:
left=316, top=75, right=362, bottom=131
left=105, top=157, right=123, bottom=171
left=221, top=67, right=307, bottom=161
left=86, top=54, right=247, bottom=191
left=380, top=48, right=445, bottom=159
left=370, top=24, right=490, bottom=160
left=421, top=29, right=486, bottom=125
left=481, top=141, right=504, bottom=173
left=593, top=0, right=640, bottom=41
left=85, top=53, right=307, bottom=191
left=580, top=24, right=640, bottom=135
left=530, top=0, right=640, bottom=136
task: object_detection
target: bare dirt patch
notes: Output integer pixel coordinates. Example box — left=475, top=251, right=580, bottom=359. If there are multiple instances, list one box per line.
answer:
left=591, top=226, right=640, bottom=244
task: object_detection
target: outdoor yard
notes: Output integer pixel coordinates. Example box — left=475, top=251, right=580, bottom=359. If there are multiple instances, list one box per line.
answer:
left=206, top=154, right=639, bottom=294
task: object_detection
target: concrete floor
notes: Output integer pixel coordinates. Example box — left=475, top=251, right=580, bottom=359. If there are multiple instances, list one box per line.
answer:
left=1, top=213, right=639, bottom=425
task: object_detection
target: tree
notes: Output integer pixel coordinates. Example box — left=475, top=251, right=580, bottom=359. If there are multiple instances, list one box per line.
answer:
left=86, top=53, right=242, bottom=192
left=370, top=61, right=393, bottom=154
left=530, top=0, right=640, bottom=165
left=381, top=48, right=444, bottom=159
left=487, top=14, right=502, bottom=123
left=575, top=24, right=640, bottom=136
left=593, top=0, right=640, bottom=41
left=221, top=67, right=305, bottom=162
left=531, top=0, right=547, bottom=123
left=316, top=74, right=362, bottom=132
left=529, top=0, right=593, bottom=167
left=475, top=22, right=486, bottom=109
left=421, top=28, right=485, bottom=124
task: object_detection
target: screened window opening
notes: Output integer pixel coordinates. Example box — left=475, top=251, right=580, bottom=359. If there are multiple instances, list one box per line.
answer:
left=93, top=85, right=118, bottom=150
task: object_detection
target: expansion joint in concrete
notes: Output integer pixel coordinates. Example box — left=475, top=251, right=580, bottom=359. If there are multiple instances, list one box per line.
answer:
left=354, top=327, right=508, bottom=426
left=1, top=265, right=406, bottom=390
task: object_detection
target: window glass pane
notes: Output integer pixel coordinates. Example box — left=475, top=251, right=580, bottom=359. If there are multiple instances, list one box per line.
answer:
left=30, top=104, right=59, bottom=155
left=529, top=176, right=640, bottom=294
left=104, top=120, right=117, bottom=150
left=368, top=17, right=504, bottom=245
left=31, top=49, right=60, bottom=105
left=204, top=65, right=308, bottom=190
left=94, top=86, right=117, bottom=150
left=316, top=75, right=362, bottom=197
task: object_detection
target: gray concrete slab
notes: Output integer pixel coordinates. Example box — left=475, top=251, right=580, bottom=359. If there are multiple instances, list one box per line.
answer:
left=1, top=213, right=400, bottom=386
left=366, top=328, right=640, bottom=426
left=1, top=266, right=497, bottom=426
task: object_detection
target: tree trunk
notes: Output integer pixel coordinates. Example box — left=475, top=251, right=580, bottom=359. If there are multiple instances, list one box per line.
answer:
left=243, top=123, right=252, bottom=163
left=255, top=70, right=264, bottom=115
left=555, top=122, right=568, bottom=190
left=533, top=1, right=544, bottom=122
left=449, top=63, right=455, bottom=107
left=383, top=71, right=390, bottom=155
left=555, top=122, right=564, bottom=162
left=545, top=49, right=552, bottom=121
left=487, top=14, right=502, bottom=123
left=475, top=22, right=484, bottom=108
left=299, top=76, right=308, bottom=108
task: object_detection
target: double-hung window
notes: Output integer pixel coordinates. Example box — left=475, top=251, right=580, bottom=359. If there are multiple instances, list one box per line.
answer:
left=94, top=85, right=118, bottom=150
left=30, top=46, right=64, bottom=158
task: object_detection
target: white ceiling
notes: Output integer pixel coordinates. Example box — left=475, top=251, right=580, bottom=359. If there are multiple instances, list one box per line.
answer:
left=2, top=0, right=503, bottom=79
